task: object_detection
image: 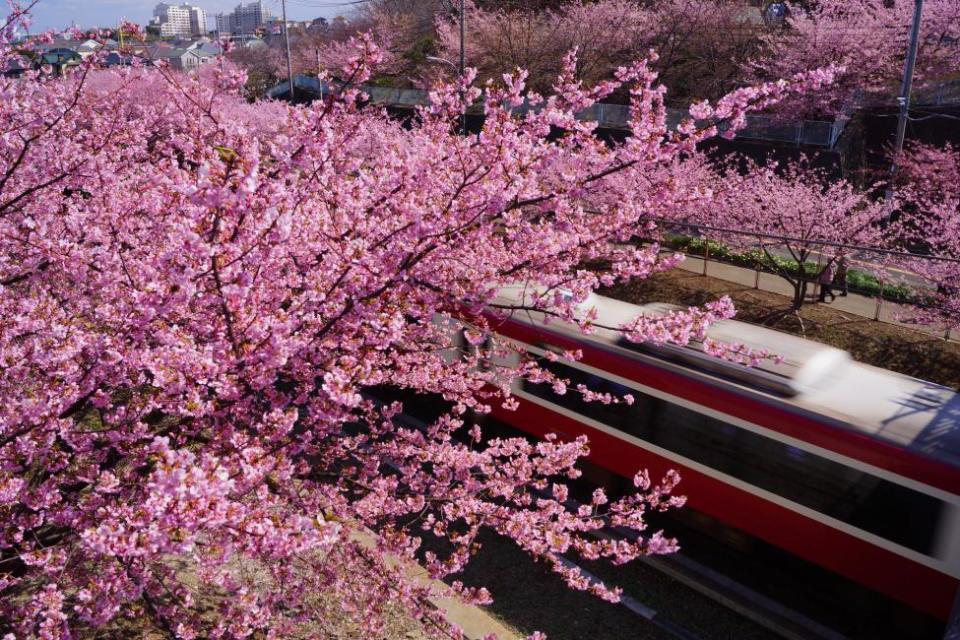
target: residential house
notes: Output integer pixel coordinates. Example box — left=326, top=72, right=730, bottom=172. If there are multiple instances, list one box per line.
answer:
left=223, top=34, right=266, bottom=49
left=41, top=48, right=81, bottom=69
left=104, top=52, right=137, bottom=67
left=74, top=39, right=102, bottom=59
left=192, top=41, right=224, bottom=60
left=147, top=45, right=204, bottom=70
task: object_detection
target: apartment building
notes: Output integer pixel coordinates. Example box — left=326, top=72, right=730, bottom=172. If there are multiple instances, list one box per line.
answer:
left=214, top=0, right=271, bottom=36
left=152, top=3, right=207, bottom=38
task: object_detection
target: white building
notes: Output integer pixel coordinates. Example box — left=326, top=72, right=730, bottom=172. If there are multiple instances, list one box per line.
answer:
left=215, top=12, right=233, bottom=35
left=152, top=3, right=207, bottom=38
left=214, top=1, right=271, bottom=36
left=188, top=7, right=207, bottom=36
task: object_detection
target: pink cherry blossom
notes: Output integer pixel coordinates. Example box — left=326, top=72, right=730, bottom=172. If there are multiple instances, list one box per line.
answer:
left=0, top=13, right=836, bottom=639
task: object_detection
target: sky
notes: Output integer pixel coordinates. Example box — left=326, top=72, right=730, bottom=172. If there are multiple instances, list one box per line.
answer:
left=9, top=0, right=354, bottom=33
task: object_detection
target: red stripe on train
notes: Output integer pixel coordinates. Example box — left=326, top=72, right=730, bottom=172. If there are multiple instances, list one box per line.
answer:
left=489, top=315, right=960, bottom=496
left=492, top=396, right=959, bottom=621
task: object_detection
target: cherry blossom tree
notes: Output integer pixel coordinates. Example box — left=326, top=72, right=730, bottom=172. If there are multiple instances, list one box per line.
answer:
left=436, top=0, right=764, bottom=100
left=895, top=142, right=960, bottom=207
left=890, top=143, right=960, bottom=329
left=227, top=44, right=285, bottom=98
left=284, top=11, right=409, bottom=81
left=623, top=0, right=765, bottom=103
left=0, top=7, right=836, bottom=637
left=680, top=159, right=889, bottom=311
left=246, top=6, right=438, bottom=89
left=748, top=0, right=960, bottom=118
left=436, top=0, right=652, bottom=93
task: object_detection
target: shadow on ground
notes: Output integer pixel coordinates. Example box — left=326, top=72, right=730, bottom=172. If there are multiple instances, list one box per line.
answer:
left=432, top=529, right=778, bottom=640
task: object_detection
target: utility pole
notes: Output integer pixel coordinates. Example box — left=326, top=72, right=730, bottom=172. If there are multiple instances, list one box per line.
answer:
left=458, top=0, right=465, bottom=135
left=425, top=0, right=466, bottom=134
left=889, top=0, right=924, bottom=187
left=281, top=0, right=294, bottom=102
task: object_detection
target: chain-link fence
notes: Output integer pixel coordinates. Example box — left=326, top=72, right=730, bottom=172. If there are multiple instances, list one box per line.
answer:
left=728, top=115, right=846, bottom=148
left=577, top=104, right=845, bottom=149
left=653, top=222, right=958, bottom=337
left=914, top=79, right=960, bottom=107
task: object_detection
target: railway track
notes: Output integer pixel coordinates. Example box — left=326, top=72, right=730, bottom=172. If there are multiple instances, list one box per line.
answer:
left=525, top=485, right=848, bottom=640
left=552, top=554, right=704, bottom=640
left=589, top=529, right=848, bottom=640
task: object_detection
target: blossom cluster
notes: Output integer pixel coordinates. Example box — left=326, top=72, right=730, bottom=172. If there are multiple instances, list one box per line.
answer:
left=0, top=14, right=833, bottom=639
left=891, top=143, right=960, bottom=329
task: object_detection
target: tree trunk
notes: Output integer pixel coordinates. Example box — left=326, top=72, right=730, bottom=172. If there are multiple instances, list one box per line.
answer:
left=792, top=279, right=807, bottom=310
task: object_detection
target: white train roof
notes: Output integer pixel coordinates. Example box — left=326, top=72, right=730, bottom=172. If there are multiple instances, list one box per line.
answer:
left=490, top=285, right=960, bottom=470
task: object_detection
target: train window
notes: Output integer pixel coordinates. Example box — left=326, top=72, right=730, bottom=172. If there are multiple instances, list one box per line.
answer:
left=522, top=357, right=945, bottom=556
left=522, top=358, right=660, bottom=436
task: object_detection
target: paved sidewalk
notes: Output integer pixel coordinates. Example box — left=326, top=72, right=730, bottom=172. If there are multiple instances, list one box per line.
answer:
left=418, top=573, right=522, bottom=640
left=674, top=254, right=953, bottom=340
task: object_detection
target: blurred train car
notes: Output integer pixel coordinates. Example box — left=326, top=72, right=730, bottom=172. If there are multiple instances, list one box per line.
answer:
left=468, top=286, right=960, bottom=635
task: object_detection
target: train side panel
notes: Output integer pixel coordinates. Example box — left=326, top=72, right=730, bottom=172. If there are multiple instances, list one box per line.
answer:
left=492, top=394, right=959, bottom=620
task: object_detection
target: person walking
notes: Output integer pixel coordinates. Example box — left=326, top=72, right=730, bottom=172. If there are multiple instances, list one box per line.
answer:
left=834, top=256, right=849, bottom=297
left=818, top=260, right=837, bottom=303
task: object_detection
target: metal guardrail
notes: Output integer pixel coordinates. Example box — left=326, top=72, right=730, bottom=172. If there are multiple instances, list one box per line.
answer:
left=729, top=115, right=847, bottom=148
left=268, top=75, right=847, bottom=149
left=577, top=104, right=845, bottom=148
left=364, top=86, right=425, bottom=107
left=913, top=79, right=960, bottom=107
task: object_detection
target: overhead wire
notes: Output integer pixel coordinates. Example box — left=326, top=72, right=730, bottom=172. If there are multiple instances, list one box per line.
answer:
left=651, top=219, right=960, bottom=265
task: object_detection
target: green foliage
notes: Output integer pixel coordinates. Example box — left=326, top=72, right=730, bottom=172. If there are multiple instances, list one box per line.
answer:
left=368, top=76, right=402, bottom=88
left=403, top=35, right=437, bottom=65
left=243, top=69, right=278, bottom=102
left=844, top=270, right=913, bottom=302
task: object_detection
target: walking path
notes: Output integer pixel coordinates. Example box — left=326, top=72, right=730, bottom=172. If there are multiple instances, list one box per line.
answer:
left=353, top=525, right=522, bottom=640
left=674, top=254, right=953, bottom=340
left=418, top=573, right=522, bottom=640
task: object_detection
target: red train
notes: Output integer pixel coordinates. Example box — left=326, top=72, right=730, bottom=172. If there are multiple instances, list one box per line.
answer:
left=475, top=286, right=960, bottom=628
